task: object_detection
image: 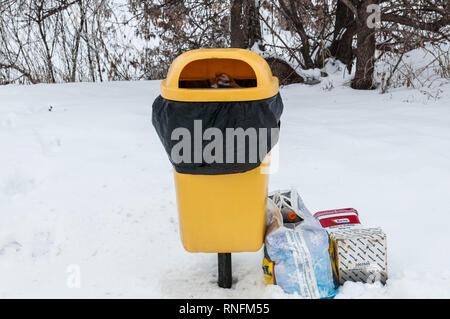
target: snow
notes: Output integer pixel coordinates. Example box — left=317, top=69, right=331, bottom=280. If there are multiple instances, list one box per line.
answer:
left=1, top=79, right=450, bottom=298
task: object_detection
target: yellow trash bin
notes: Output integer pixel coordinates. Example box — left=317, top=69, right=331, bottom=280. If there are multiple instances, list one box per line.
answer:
left=152, top=48, right=283, bottom=253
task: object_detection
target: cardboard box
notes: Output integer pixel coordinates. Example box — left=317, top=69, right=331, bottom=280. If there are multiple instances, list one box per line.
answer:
left=330, top=228, right=388, bottom=285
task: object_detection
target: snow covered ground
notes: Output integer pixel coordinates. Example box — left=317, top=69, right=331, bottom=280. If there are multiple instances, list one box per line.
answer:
left=1, top=79, right=449, bottom=298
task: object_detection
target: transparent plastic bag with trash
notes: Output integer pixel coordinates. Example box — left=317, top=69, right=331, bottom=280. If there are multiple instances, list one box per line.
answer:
left=262, top=189, right=338, bottom=298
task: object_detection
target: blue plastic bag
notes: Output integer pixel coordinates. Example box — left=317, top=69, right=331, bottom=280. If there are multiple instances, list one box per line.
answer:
left=263, top=189, right=338, bottom=298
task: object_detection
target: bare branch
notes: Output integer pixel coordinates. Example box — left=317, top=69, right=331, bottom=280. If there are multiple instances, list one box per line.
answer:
left=0, top=62, right=39, bottom=84
left=382, top=13, right=450, bottom=33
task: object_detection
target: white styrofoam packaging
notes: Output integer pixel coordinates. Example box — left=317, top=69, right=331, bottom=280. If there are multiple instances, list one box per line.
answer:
left=329, top=227, right=388, bottom=285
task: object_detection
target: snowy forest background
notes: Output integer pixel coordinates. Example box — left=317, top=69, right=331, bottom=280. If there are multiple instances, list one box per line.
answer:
left=0, top=0, right=448, bottom=91
left=1, top=1, right=450, bottom=299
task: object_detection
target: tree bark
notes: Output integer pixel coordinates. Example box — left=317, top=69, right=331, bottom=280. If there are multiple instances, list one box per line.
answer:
left=351, top=1, right=376, bottom=90
left=36, top=5, right=56, bottom=83
left=230, top=0, right=262, bottom=49
left=245, top=0, right=262, bottom=49
left=230, top=0, right=245, bottom=48
left=329, top=0, right=357, bottom=73
left=70, top=2, right=85, bottom=82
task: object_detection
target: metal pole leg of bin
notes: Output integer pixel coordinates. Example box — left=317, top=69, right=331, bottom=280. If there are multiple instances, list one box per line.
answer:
left=218, top=253, right=232, bottom=288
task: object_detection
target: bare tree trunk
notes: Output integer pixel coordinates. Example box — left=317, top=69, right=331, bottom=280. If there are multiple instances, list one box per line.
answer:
left=231, top=0, right=262, bottom=49
left=351, top=1, right=376, bottom=90
left=37, top=19, right=56, bottom=82
left=329, top=0, right=357, bottom=73
left=95, top=17, right=105, bottom=81
left=245, top=0, right=262, bottom=49
left=70, top=2, right=85, bottom=82
left=84, top=16, right=96, bottom=82
left=230, top=0, right=245, bottom=48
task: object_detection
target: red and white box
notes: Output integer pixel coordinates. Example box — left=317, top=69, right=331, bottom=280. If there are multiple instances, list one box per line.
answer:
left=314, top=208, right=361, bottom=230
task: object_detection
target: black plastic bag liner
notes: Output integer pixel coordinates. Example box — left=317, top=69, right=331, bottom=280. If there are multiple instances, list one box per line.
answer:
left=152, top=93, right=283, bottom=175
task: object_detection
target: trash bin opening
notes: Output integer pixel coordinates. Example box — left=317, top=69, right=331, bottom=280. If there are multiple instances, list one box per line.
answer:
left=178, top=58, right=257, bottom=89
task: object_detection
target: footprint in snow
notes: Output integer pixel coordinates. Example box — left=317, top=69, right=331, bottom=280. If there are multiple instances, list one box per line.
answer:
left=31, top=232, right=54, bottom=258
left=2, top=171, right=36, bottom=198
left=0, top=241, right=22, bottom=256
left=33, top=130, right=62, bottom=155
left=0, top=113, right=18, bottom=128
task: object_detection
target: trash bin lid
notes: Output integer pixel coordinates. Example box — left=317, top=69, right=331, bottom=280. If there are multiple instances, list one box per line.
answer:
left=161, top=48, right=279, bottom=102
